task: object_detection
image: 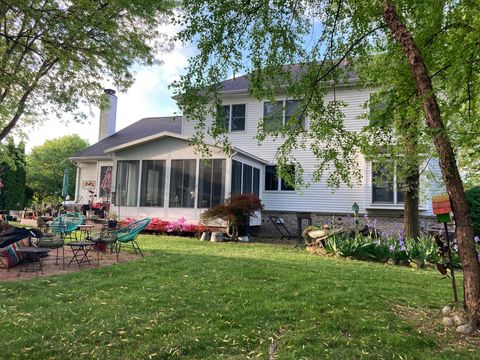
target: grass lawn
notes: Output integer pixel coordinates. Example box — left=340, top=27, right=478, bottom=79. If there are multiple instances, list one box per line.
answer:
left=0, top=235, right=478, bottom=359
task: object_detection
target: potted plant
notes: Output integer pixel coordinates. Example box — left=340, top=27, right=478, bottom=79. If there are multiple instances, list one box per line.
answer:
left=201, top=194, right=263, bottom=241
left=106, top=211, right=118, bottom=229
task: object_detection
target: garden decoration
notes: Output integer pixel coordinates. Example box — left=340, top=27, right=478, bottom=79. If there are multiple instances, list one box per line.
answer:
left=352, top=202, right=360, bottom=236
left=432, top=194, right=458, bottom=303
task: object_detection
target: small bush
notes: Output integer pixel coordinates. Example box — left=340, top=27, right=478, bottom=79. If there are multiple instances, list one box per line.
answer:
left=465, top=186, right=480, bottom=236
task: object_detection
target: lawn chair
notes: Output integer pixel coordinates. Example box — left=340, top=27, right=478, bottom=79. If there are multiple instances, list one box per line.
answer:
left=44, top=212, right=84, bottom=268
left=111, top=218, right=151, bottom=260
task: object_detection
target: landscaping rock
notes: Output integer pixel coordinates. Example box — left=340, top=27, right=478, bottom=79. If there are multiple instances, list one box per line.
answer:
left=442, top=317, right=454, bottom=327
left=456, top=323, right=475, bottom=336
left=442, top=305, right=453, bottom=316
left=452, top=313, right=468, bottom=326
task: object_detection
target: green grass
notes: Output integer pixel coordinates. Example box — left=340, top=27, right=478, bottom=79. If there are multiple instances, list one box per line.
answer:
left=0, top=235, right=477, bottom=359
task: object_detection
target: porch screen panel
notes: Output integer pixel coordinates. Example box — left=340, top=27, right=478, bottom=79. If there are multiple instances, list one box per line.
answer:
left=140, top=160, right=165, bottom=207
left=242, top=164, right=253, bottom=194
left=198, top=159, right=225, bottom=208
left=253, top=168, right=260, bottom=197
left=116, top=160, right=139, bottom=207
left=169, top=159, right=196, bottom=208
left=231, top=160, right=242, bottom=195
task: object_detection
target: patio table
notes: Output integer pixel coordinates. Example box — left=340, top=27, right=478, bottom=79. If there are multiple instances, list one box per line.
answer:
left=67, top=241, right=94, bottom=267
left=77, top=224, right=94, bottom=240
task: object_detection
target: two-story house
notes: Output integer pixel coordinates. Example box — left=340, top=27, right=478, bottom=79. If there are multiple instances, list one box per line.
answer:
left=71, top=78, right=440, bottom=236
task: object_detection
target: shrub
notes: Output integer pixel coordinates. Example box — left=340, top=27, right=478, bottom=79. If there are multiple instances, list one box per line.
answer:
left=465, top=186, right=480, bottom=236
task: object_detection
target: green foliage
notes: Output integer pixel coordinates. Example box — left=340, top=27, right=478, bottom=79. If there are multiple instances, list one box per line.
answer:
left=0, top=0, right=174, bottom=141
left=201, top=194, right=263, bottom=240
left=0, top=138, right=27, bottom=209
left=26, top=135, right=88, bottom=202
left=465, top=186, right=480, bottom=236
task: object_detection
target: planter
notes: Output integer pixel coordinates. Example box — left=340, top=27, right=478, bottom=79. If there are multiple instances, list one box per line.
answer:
left=210, top=232, right=224, bottom=242
left=200, top=231, right=211, bottom=241
left=86, top=210, right=96, bottom=219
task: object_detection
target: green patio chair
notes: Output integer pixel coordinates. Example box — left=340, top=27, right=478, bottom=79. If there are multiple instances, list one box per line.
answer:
left=49, top=212, right=84, bottom=241
left=111, top=218, right=151, bottom=260
left=41, top=212, right=83, bottom=267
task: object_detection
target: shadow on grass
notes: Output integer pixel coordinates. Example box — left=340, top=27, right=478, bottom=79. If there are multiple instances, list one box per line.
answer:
left=0, top=238, right=472, bottom=359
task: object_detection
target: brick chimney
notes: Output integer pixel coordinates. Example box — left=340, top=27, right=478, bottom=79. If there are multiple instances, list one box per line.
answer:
left=98, top=89, right=117, bottom=141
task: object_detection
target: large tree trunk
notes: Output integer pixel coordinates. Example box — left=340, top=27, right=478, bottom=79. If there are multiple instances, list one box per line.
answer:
left=382, top=1, right=480, bottom=322
left=403, top=166, right=420, bottom=239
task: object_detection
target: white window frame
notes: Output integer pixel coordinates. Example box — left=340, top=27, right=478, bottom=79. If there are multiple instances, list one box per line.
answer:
left=264, top=165, right=295, bottom=192
left=263, top=99, right=304, bottom=129
left=223, top=103, right=247, bottom=132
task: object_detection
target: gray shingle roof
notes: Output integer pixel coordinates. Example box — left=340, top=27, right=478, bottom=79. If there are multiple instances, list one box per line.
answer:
left=220, top=63, right=358, bottom=93
left=71, top=116, right=181, bottom=159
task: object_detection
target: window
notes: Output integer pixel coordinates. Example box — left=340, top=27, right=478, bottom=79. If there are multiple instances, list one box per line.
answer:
left=265, top=165, right=295, bottom=191
left=222, top=104, right=246, bottom=131
left=231, top=160, right=242, bottom=195
left=263, top=99, right=304, bottom=130
left=231, top=160, right=260, bottom=196
left=371, top=163, right=404, bottom=204
left=198, top=159, right=226, bottom=208
left=169, top=160, right=196, bottom=208
left=140, top=160, right=166, bottom=207
left=116, top=161, right=139, bottom=206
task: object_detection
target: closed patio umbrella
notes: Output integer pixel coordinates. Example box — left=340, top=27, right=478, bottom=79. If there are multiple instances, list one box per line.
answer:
left=101, top=167, right=112, bottom=195
left=62, top=169, right=69, bottom=199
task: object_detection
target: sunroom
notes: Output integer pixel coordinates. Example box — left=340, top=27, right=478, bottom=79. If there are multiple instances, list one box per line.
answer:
left=104, top=132, right=267, bottom=224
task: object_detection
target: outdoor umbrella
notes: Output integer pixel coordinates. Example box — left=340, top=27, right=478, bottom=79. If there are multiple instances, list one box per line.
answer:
left=62, top=169, right=69, bottom=199
left=101, top=167, right=112, bottom=195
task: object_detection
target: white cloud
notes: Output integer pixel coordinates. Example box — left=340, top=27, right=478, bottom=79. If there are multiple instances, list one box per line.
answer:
left=23, top=30, right=193, bottom=152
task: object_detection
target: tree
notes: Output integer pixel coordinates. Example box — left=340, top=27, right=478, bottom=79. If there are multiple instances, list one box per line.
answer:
left=26, top=135, right=88, bottom=203
left=0, top=138, right=27, bottom=210
left=201, top=194, right=263, bottom=241
left=0, top=0, right=174, bottom=142
left=173, top=0, right=480, bottom=322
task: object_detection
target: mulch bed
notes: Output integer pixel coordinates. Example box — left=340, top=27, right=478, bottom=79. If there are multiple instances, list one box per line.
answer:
left=0, top=246, right=144, bottom=282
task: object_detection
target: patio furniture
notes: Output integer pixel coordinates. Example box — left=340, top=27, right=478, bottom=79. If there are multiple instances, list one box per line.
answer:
left=17, top=247, right=51, bottom=275
left=112, top=218, right=151, bottom=260
left=38, top=234, right=65, bottom=267
left=68, top=240, right=94, bottom=267
left=42, top=213, right=83, bottom=268
left=269, top=216, right=294, bottom=240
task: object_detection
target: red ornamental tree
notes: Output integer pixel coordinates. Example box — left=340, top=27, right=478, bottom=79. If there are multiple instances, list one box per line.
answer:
left=201, top=194, right=263, bottom=241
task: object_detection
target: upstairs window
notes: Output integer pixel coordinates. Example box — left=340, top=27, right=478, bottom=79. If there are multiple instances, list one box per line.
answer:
left=265, top=165, right=295, bottom=191
left=263, top=99, right=304, bottom=131
left=372, top=163, right=404, bottom=204
left=222, top=104, right=246, bottom=131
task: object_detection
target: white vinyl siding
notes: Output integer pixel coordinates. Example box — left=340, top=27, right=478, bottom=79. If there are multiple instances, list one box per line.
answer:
left=183, top=86, right=373, bottom=213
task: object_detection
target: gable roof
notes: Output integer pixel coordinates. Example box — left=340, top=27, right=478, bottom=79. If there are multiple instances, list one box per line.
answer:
left=103, top=131, right=269, bottom=164
left=70, top=116, right=181, bottom=160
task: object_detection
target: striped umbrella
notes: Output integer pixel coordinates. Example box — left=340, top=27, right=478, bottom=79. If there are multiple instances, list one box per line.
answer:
left=61, top=169, right=69, bottom=198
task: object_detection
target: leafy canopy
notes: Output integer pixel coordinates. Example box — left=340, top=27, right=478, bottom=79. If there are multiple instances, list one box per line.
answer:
left=0, top=0, right=174, bottom=142
left=173, top=0, right=480, bottom=190
left=26, top=135, right=88, bottom=203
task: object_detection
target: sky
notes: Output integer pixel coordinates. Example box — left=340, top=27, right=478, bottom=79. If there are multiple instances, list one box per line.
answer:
left=23, top=26, right=194, bottom=152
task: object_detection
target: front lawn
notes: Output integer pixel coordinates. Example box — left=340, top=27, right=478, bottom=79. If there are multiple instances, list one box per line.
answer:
left=0, top=235, right=477, bottom=359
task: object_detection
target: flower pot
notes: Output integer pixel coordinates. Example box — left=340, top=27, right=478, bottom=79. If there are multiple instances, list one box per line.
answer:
left=200, top=231, right=211, bottom=241
left=107, top=220, right=118, bottom=229
left=210, top=232, right=224, bottom=242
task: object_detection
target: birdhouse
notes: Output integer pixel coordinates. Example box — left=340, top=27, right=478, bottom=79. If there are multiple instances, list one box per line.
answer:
left=432, top=194, right=452, bottom=223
